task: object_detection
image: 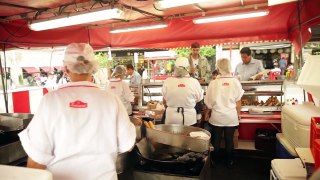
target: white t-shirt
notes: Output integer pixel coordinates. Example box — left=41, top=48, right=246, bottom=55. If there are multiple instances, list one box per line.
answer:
left=162, top=77, right=203, bottom=125
left=107, top=78, right=134, bottom=115
left=19, top=81, right=136, bottom=180
left=204, top=75, right=244, bottom=126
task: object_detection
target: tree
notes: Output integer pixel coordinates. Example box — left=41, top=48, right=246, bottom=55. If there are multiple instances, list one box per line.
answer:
left=173, top=46, right=216, bottom=60
left=95, top=52, right=110, bottom=68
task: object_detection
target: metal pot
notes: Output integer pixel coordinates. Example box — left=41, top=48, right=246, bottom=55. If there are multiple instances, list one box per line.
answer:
left=0, top=113, right=33, bottom=144
left=146, top=124, right=211, bottom=152
left=116, top=151, right=132, bottom=174
left=135, top=138, right=206, bottom=172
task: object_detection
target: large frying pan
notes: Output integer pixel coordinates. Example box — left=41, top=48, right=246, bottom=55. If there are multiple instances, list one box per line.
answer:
left=0, top=113, right=33, bottom=144
left=135, top=138, right=207, bottom=172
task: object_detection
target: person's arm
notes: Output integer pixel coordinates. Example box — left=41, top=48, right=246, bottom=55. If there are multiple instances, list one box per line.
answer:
left=254, top=60, right=265, bottom=80
left=136, top=72, right=142, bottom=84
left=27, top=157, right=46, bottom=169
left=205, top=57, right=211, bottom=83
left=204, top=108, right=211, bottom=121
left=162, top=98, right=167, bottom=107
left=236, top=100, right=241, bottom=120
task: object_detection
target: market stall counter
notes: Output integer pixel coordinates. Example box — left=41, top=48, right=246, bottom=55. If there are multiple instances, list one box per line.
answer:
left=0, top=86, right=48, bottom=113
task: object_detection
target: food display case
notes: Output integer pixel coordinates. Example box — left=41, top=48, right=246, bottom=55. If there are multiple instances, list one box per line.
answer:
left=135, top=80, right=290, bottom=140
left=239, top=80, right=284, bottom=140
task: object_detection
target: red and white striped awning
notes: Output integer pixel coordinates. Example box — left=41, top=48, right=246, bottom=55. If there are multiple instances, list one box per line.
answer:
left=22, top=67, right=39, bottom=74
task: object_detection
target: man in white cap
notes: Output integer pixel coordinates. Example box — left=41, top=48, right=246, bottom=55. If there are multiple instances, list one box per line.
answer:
left=161, top=57, right=204, bottom=126
left=106, top=65, right=134, bottom=115
left=19, top=43, right=136, bottom=180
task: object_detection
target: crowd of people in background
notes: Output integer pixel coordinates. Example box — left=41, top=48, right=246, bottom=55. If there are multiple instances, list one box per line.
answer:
left=26, top=70, right=70, bottom=89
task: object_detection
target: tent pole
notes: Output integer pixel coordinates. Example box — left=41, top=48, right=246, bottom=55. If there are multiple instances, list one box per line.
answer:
left=0, top=45, right=9, bottom=113
left=297, top=0, right=304, bottom=68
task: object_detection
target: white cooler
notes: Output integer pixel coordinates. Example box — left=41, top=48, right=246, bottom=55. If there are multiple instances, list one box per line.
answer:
left=276, top=133, right=297, bottom=157
left=270, top=158, right=306, bottom=180
left=281, top=103, right=320, bottom=148
left=0, top=165, right=52, bottom=180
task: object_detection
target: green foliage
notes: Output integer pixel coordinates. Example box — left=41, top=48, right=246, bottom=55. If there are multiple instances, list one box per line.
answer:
left=200, top=47, right=215, bottom=58
left=173, top=46, right=216, bottom=59
left=174, top=48, right=191, bottom=57
left=94, top=52, right=108, bottom=68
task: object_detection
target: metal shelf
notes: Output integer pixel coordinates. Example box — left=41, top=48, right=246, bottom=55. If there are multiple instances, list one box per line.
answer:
left=241, top=80, right=284, bottom=86
left=241, top=106, right=282, bottom=112
left=143, top=93, right=162, bottom=96
left=243, top=91, right=283, bottom=96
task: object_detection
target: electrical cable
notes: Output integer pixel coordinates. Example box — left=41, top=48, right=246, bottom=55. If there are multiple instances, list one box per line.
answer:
left=0, top=21, right=32, bottom=39
left=0, top=44, right=9, bottom=113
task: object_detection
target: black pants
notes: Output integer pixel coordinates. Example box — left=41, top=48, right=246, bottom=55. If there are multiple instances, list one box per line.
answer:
left=209, top=124, right=236, bottom=162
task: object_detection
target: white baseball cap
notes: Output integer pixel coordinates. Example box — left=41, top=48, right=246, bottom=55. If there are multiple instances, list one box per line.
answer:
left=175, top=57, right=189, bottom=68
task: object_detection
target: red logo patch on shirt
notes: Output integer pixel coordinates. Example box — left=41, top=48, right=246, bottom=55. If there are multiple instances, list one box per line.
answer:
left=110, top=86, right=116, bottom=89
left=222, top=82, right=230, bottom=86
left=178, top=84, right=186, bottom=87
left=69, top=100, right=87, bottom=108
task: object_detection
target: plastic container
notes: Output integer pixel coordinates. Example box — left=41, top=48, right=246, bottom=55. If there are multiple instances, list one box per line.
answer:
left=0, top=165, right=52, bottom=180
left=310, top=117, right=320, bottom=150
left=313, top=139, right=320, bottom=170
left=255, top=128, right=278, bottom=153
left=276, top=133, right=297, bottom=158
left=270, top=158, right=306, bottom=180
left=281, top=103, right=320, bottom=148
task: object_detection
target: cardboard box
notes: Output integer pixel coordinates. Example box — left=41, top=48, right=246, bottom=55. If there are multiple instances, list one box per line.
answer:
left=147, top=101, right=158, bottom=109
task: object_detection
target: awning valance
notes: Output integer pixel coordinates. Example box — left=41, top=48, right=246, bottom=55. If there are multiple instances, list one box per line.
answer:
left=22, top=67, right=39, bottom=74
left=54, top=66, right=63, bottom=71
left=40, top=67, right=52, bottom=73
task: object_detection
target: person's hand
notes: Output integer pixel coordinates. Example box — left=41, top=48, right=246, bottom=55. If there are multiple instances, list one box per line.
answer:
left=255, top=73, right=263, bottom=80
left=198, top=78, right=205, bottom=83
left=190, top=67, right=197, bottom=73
left=204, top=111, right=210, bottom=121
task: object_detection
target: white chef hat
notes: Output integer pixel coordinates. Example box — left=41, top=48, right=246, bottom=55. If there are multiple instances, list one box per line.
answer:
left=63, top=43, right=99, bottom=74
left=175, top=57, right=189, bottom=68
left=111, top=65, right=126, bottom=78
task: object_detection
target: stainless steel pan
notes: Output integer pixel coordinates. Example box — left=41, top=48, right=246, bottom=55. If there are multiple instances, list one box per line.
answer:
left=135, top=138, right=207, bottom=172
left=146, top=124, right=211, bottom=152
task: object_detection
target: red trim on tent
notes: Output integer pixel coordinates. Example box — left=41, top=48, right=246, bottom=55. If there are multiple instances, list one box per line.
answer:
left=22, top=67, right=39, bottom=74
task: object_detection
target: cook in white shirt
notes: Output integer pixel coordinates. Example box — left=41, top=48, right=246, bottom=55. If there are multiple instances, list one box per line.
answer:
left=107, top=65, right=134, bottom=115
left=19, top=43, right=136, bottom=180
left=204, top=58, right=244, bottom=168
left=162, top=57, right=203, bottom=126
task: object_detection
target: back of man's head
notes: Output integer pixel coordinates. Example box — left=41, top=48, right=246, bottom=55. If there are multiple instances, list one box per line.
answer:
left=240, top=47, right=252, bottom=56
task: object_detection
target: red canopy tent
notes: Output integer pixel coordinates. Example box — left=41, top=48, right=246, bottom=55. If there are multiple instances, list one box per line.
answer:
left=0, top=0, right=319, bottom=53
